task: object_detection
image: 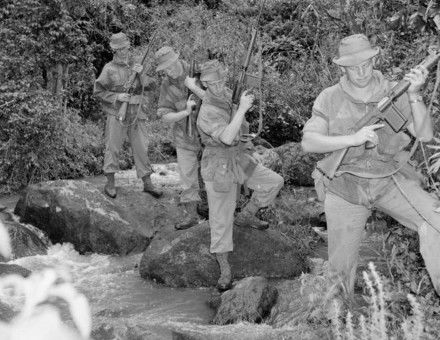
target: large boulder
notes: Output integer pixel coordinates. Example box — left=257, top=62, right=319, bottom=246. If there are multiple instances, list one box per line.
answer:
left=211, top=276, right=278, bottom=325
left=274, top=142, right=323, bottom=186
left=14, top=180, right=159, bottom=255
left=0, top=210, right=48, bottom=262
left=139, top=222, right=309, bottom=288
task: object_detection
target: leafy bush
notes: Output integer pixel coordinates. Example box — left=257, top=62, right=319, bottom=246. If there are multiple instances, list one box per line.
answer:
left=0, top=90, right=103, bottom=193
left=2, top=0, right=440, bottom=191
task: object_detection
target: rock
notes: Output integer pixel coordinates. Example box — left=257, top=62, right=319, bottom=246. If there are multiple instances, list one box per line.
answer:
left=0, top=210, right=48, bottom=262
left=212, top=276, right=278, bottom=325
left=274, top=142, right=323, bottom=186
left=169, top=323, right=298, bottom=340
left=92, top=323, right=145, bottom=340
left=139, top=222, right=309, bottom=287
left=14, top=180, right=155, bottom=255
left=0, top=263, right=31, bottom=277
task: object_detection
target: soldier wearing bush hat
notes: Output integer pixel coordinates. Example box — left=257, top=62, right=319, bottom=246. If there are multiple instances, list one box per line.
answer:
left=197, top=59, right=284, bottom=291
left=94, top=32, right=163, bottom=199
left=302, top=33, right=440, bottom=298
left=155, top=46, right=207, bottom=230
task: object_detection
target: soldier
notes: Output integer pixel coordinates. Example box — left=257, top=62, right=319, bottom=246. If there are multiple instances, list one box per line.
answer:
left=197, top=60, right=284, bottom=290
left=94, top=32, right=162, bottom=199
left=302, top=34, right=440, bottom=297
left=155, top=46, right=206, bottom=230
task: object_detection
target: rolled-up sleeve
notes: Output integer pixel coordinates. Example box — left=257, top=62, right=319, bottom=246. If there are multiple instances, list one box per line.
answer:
left=94, top=65, right=118, bottom=105
left=303, top=91, right=329, bottom=135
left=197, top=104, right=228, bottom=144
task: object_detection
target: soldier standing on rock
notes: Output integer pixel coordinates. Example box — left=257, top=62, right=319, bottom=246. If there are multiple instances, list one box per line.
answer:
left=94, top=32, right=163, bottom=199
left=197, top=60, right=284, bottom=291
left=155, top=46, right=207, bottom=230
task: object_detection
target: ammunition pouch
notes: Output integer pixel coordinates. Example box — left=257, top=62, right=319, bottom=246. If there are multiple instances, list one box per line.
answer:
left=312, top=167, right=330, bottom=202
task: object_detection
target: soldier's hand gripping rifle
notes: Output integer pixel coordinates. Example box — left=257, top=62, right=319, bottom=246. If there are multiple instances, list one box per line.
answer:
left=232, top=0, right=266, bottom=141
left=185, top=60, right=202, bottom=138
left=117, top=34, right=157, bottom=122
left=317, top=50, right=440, bottom=179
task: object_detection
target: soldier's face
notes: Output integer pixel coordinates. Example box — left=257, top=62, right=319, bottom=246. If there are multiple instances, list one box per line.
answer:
left=206, top=79, right=226, bottom=96
left=343, top=58, right=374, bottom=88
left=163, top=60, right=183, bottom=79
left=114, top=46, right=130, bottom=59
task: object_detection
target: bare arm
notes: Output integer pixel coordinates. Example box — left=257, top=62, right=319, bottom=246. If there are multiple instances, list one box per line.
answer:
left=185, top=76, right=206, bottom=99
left=301, top=123, right=385, bottom=154
left=159, top=97, right=197, bottom=124
left=405, top=66, right=433, bottom=142
left=219, top=91, right=253, bottom=145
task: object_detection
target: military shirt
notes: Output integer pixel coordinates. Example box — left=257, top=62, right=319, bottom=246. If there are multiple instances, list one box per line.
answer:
left=303, top=70, right=414, bottom=204
left=197, top=89, right=256, bottom=187
left=94, top=57, right=155, bottom=120
left=157, top=60, right=201, bottom=151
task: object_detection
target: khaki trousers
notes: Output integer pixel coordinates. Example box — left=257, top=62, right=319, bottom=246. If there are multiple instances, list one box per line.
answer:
left=206, top=164, right=284, bottom=253
left=325, top=175, right=440, bottom=295
left=176, top=147, right=201, bottom=203
left=103, top=115, right=152, bottom=178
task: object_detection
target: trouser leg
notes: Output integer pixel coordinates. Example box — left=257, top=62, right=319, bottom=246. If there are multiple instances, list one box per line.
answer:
left=176, top=147, right=201, bottom=203
left=245, top=164, right=284, bottom=208
left=234, top=164, right=283, bottom=229
left=128, top=119, right=153, bottom=178
left=325, top=192, right=370, bottom=295
left=376, top=176, right=440, bottom=295
left=205, top=181, right=237, bottom=253
left=103, top=115, right=126, bottom=174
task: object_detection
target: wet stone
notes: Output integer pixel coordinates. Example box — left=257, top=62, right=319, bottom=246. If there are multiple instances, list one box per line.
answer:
left=212, top=276, right=278, bottom=325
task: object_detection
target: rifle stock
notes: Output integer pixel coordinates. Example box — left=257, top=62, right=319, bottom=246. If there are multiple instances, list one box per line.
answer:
left=317, top=51, right=440, bottom=179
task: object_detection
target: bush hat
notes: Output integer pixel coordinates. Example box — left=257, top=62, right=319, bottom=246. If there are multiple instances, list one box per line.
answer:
left=200, top=60, right=225, bottom=82
left=332, top=34, right=379, bottom=67
left=155, top=46, right=180, bottom=71
left=109, top=32, right=130, bottom=50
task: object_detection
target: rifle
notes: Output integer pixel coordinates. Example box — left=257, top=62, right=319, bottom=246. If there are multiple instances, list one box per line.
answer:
left=186, top=60, right=202, bottom=137
left=117, top=33, right=157, bottom=122
left=231, top=0, right=266, bottom=143
left=317, top=51, right=440, bottom=179
left=232, top=0, right=266, bottom=106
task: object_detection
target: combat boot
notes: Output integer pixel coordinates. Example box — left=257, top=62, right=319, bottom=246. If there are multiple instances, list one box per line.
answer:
left=175, top=201, right=201, bottom=230
left=215, top=252, right=232, bottom=291
left=142, top=174, right=163, bottom=198
left=104, top=173, right=117, bottom=198
left=234, top=201, right=269, bottom=230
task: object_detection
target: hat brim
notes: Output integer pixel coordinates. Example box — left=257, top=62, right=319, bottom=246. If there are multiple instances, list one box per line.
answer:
left=110, top=40, right=130, bottom=50
left=332, top=47, right=379, bottom=67
left=156, top=52, right=180, bottom=71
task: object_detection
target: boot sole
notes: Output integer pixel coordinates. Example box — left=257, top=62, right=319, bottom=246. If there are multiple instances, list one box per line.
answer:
left=144, top=190, right=163, bottom=199
left=104, top=188, right=117, bottom=199
left=174, top=221, right=199, bottom=231
left=216, top=281, right=233, bottom=292
left=233, top=222, right=269, bottom=231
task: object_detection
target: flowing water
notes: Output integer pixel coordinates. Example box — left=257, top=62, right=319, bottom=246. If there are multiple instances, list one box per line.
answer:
left=6, top=242, right=215, bottom=339
left=0, top=173, right=333, bottom=339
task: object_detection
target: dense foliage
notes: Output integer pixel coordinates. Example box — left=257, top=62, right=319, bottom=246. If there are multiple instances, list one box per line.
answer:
left=1, top=0, right=439, bottom=193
